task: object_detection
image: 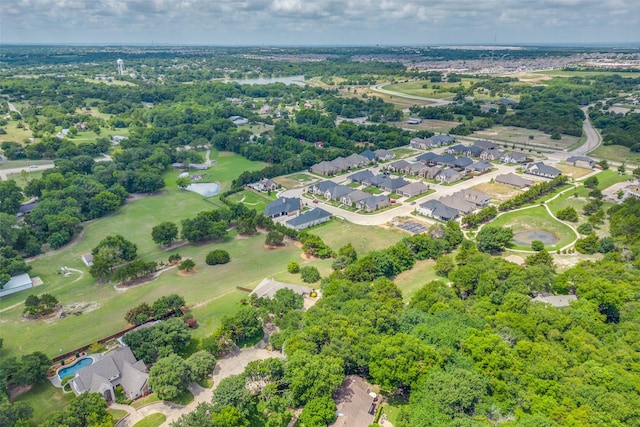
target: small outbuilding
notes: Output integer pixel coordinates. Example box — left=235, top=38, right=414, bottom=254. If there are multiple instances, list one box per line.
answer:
left=0, top=273, right=33, bottom=298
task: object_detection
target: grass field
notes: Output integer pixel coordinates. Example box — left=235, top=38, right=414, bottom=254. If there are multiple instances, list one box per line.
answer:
left=6, top=169, right=45, bottom=189
left=273, top=173, right=316, bottom=189
left=390, top=147, right=419, bottom=158
left=133, top=413, right=167, bottom=427
left=590, top=145, right=640, bottom=164
left=470, top=182, right=522, bottom=202
left=394, top=259, right=438, bottom=301
left=13, top=382, right=75, bottom=425
left=555, top=164, right=593, bottom=179
left=593, top=169, right=633, bottom=190
left=227, top=189, right=275, bottom=211
left=473, top=125, right=581, bottom=151
left=0, top=120, right=33, bottom=144
left=533, top=70, right=640, bottom=78
left=312, top=220, right=404, bottom=255
left=383, top=79, right=479, bottom=100
left=489, top=206, right=577, bottom=251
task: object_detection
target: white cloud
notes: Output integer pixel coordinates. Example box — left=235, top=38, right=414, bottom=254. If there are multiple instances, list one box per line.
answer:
left=0, top=0, right=638, bottom=44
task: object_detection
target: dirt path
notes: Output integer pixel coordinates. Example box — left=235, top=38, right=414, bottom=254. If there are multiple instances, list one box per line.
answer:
left=0, top=302, right=22, bottom=314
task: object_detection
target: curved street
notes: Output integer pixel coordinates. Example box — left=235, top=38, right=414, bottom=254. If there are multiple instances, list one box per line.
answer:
left=370, top=83, right=453, bottom=107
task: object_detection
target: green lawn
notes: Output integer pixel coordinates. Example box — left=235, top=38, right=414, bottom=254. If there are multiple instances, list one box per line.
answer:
left=108, top=409, right=129, bottom=424
left=390, top=147, right=418, bottom=158
left=590, top=145, right=640, bottom=165
left=394, top=259, right=439, bottom=301
left=132, top=393, right=161, bottom=409
left=593, top=169, right=632, bottom=190
left=312, top=220, right=404, bottom=255
left=13, top=382, right=75, bottom=425
left=133, top=413, right=166, bottom=427
left=227, top=189, right=275, bottom=211
left=489, top=206, right=577, bottom=251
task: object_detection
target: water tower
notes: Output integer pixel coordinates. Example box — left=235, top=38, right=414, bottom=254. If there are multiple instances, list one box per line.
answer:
left=116, top=59, right=125, bottom=75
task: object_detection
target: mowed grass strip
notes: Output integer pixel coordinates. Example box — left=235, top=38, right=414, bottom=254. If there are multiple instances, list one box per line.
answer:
left=13, top=382, right=75, bottom=425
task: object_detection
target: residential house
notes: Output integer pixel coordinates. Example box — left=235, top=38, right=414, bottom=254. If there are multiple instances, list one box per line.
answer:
left=310, top=161, right=337, bottom=176
left=360, top=149, right=376, bottom=162
left=525, top=162, right=562, bottom=179
left=357, top=195, right=390, bottom=212
left=386, top=159, right=412, bottom=173
left=344, top=153, right=369, bottom=169
left=439, top=194, right=477, bottom=215
left=566, top=156, right=595, bottom=169
left=230, top=116, right=249, bottom=125
left=496, top=98, right=518, bottom=106
left=263, top=197, right=302, bottom=218
left=447, top=144, right=470, bottom=155
left=348, top=169, right=375, bottom=184
left=436, top=169, right=463, bottom=184
left=250, top=278, right=313, bottom=299
left=247, top=178, right=279, bottom=193
left=461, top=189, right=490, bottom=207
left=420, top=166, right=442, bottom=180
left=452, top=157, right=473, bottom=169
left=341, top=190, right=371, bottom=207
left=500, top=152, right=528, bottom=164
left=416, top=152, right=438, bottom=165
left=531, top=294, right=577, bottom=307
left=479, top=148, right=503, bottom=161
left=325, top=185, right=353, bottom=201
left=428, top=135, right=455, bottom=146
left=380, top=177, right=410, bottom=193
left=0, top=273, right=33, bottom=298
left=362, top=174, right=387, bottom=187
left=465, top=161, right=493, bottom=173
left=473, top=140, right=499, bottom=151
left=398, top=181, right=429, bottom=198
left=406, top=162, right=427, bottom=176
left=16, top=201, right=38, bottom=218
left=329, top=157, right=351, bottom=172
left=71, top=347, right=148, bottom=401
left=433, top=153, right=457, bottom=167
left=307, top=180, right=337, bottom=195
left=284, top=208, right=332, bottom=231
left=374, top=149, right=396, bottom=161
left=417, top=200, right=459, bottom=221
left=623, top=185, right=640, bottom=200
left=495, top=173, right=533, bottom=189
left=467, top=145, right=485, bottom=158
left=410, top=137, right=432, bottom=150
left=81, top=253, right=94, bottom=267
left=259, top=105, right=271, bottom=115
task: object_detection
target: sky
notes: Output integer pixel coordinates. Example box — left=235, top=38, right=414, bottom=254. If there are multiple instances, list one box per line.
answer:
left=1, top=0, right=639, bottom=46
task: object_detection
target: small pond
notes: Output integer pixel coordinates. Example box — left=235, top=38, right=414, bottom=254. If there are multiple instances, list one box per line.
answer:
left=513, top=229, right=558, bottom=246
left=186, top=182, right=220, bottom=197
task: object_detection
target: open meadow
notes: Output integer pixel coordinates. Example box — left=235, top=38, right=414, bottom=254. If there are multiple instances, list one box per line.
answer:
left=473, top=125, right=581, bottom=151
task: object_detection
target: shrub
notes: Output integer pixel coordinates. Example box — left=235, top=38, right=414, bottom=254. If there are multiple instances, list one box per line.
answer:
left=577, top=223, right=593, bottom=235
left=300, top=266, right=321, bottom=283
left=206, top=250, right=230, bottom=266
left=287, top=261, right=300, bottom=273
left=168, top=253, right=182, bottom=263
left=531, top=240, right=545, bottom=251
left=556, top=207, right=578, bottom=222
left=178, top=259, right=195, bottom=272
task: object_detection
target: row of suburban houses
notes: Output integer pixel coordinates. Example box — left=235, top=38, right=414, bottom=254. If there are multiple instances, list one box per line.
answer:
left=417, top=189, right=491, bottom=221
left=310, top=149, right=396, bottom=176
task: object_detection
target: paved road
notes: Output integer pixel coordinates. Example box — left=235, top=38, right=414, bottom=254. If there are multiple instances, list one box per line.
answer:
left=546, top=106, right=602, bottom=164
left=370, top=83, right=453, bottom=107
left=0, top=154, right=111, bottom=180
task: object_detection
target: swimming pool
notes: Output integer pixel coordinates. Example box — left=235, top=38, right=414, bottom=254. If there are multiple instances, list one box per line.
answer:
left=57, top=357, right=94, bottom=380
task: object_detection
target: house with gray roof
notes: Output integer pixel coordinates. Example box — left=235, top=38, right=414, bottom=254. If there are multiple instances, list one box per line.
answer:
left=465, top=161, right=493, bottom=173
left=386, top=159, right=412, bottom=173
left=433, top=153, right=457, bottom=167
left=247, top=178, right=279, bottom=193
left=308, top=180, right=337, bottom=195
left=341, top=190, right=371, bottom=207
left=285, top=208, right=332, bottom=231
left=374, top=149, right=396, bottom=161
left=500, top=152, right=528, bottom=164
left=439, top=193, right=476, bottom=214
left=357, top=195, right=390, bottom=212
left=344, top=153, right=369, bottom=169
left=461, top=189, right=490, bottom=206
left=325, top=185, right=353, bottom=201
left=263, top=197, right=302, bottom=218
left=428, top=135, right=455, bottom=146
left=362, top=174, right=387, bottom=187
left=566, top=156, right=595, bottom=169
left=360, top=149, right=376, bottom=162
left=406, top=162, right=427, bottom=176
left=310, top=161, right=337, bottom=176
left=436, top=169, right=463, bottom=184
left=0, top=273, right=33, bottom=298
left=420, top=166, right=443, bottom=180
left=71, top=347, right=148, bottom=401
left=447, top=144, right=470, bottom=156
left=251, top=278, right=313, bottom=299
left=329, top=157, right=351, bottom=172
left=495, top=173, right=533, bottom=189
left=398, top=181, right=429, bottom=198
left=17, top=201, right=38, bottom=218
left=416, top=152, right=438, bottom=165
left=452, top=157, right=473, bottom=169
left=473, top=140, right=499, bottom=151
left=525, top=162, right=562, bottom=179
left=348, top=169, right=375, bottom=184
left=380, top=177, right=410, bottom=192
left=410, top=137, right=432, bottom=150
left=417, top=200, right=459, bottom=221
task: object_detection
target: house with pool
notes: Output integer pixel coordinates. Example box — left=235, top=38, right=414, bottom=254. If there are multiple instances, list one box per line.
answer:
left=67, top=347, right=149, bottom=401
